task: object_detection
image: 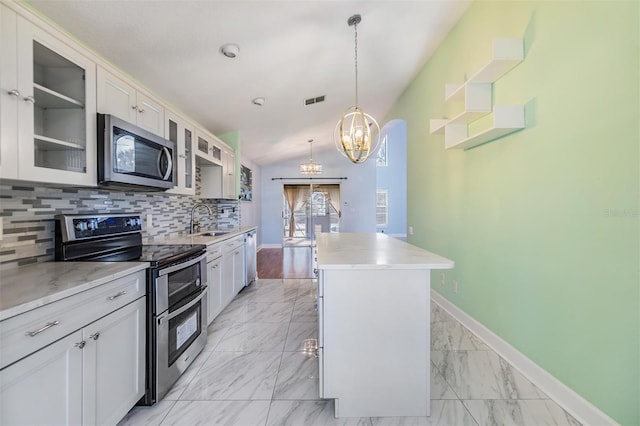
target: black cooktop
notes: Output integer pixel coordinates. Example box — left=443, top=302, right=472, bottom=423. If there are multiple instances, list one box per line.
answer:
left=140, top=244, right=206, bottom=268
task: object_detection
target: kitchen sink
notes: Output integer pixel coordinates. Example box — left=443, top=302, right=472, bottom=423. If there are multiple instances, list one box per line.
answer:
left=201, top=231, right=231, bottom=237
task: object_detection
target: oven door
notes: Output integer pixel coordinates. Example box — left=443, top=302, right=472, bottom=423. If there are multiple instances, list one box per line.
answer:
left=155, top=253, right=207, bottom=315
left=155, top=287, right=208, bottom=402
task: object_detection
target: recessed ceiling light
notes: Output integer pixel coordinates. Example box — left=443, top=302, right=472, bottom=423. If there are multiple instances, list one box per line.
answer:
left=252, top=97, right=265, bottom=106
left=220, top=43, right=240, bottom=58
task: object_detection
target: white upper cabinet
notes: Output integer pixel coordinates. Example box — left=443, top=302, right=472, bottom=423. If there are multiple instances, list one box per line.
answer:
left=222, top=148, right=236, bottom=199
left=165, top=109, right=195, bottom=195
left=97, top=66, right=164, bottom=137
left=0, top=4, right=96, bottom=185
left=195, top=128, right=223, bottom=165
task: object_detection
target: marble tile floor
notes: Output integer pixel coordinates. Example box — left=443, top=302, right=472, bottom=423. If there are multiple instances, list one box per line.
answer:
left=119, top=278, right=581, bottom=426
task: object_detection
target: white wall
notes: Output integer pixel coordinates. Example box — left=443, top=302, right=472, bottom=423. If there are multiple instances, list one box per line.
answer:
left=259, top=148, right=377, bottom=246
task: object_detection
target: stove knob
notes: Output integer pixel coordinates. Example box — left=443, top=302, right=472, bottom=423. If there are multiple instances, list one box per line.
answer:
left=126, top=218, right=139, bottom=227
left=75, top=221, right=87, bottom=231
left=87, top=221, right=97, bottom=231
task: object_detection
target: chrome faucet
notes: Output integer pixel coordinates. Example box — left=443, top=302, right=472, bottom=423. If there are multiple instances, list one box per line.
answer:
left=190, top=202, right=213, bottom=234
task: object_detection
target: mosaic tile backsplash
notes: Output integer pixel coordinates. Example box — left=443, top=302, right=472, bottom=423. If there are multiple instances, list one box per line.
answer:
left=0, top=174, right=239, bottom=269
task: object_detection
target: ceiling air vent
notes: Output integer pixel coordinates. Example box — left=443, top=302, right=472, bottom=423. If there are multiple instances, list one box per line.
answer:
left=304, top=95, right=326, bottom=106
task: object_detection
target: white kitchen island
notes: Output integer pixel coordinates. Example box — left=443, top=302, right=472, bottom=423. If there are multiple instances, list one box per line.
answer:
left=315, top=232, right=454, bottom=418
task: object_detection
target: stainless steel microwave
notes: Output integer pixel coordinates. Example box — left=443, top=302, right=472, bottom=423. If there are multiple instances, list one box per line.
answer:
left=97, top=114, right=176, bottom=190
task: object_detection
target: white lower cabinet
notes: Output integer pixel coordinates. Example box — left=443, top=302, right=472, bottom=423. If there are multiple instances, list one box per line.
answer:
left=82, top=297, right=145, bottom=426
left=222, top=236, right=245, bottom=303
left=221, top=248, right=235, bottom=307
left=206, top=234, right=248, bottom=325
left=232, top=244, right=245, bottom=295
left=0, top=270, right=146, bottom=426
left=206, top=255, right=223, bottom=325
left=0, top=330, right=83, bottom=425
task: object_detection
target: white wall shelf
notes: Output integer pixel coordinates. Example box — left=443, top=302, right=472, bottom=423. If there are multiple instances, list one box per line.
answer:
left=430, top=38, right=525, bottom=150
left=444, top=105, right=524, bottom=150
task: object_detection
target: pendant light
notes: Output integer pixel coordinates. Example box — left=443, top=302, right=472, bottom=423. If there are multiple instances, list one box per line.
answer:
left=299, top=139, right=323, bottom=175
left=334, top=14, right=381, bottom=164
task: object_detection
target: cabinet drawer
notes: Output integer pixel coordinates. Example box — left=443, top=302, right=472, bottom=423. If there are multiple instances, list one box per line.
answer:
left=207, top=243, right=223, bottom=260
left=0, top=270, right=145, bottom=369
left=223, top=236, right=244, bottom=253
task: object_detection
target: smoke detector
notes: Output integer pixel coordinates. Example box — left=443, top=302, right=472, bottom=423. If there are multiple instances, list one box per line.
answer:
left=220, top=43, right=240, bottom=58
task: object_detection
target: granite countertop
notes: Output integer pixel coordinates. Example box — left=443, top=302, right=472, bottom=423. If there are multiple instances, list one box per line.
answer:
left=0, top=262, right=149, bottom=321
left=316, top=232, right=454, bottom=270
left=145, top=226, right=257, bottom=246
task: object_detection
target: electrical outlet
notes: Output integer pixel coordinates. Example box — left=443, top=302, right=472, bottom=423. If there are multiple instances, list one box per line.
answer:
left=146, top=214, right=153, bottom=229
left=408, top=226, right=414, bottom=235
left=440, top=272, right=445, bottom=285
left=452, top=280, right=458, bottom=294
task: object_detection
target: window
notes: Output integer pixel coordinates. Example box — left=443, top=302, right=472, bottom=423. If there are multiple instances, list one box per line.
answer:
left=376, top=189, right=388, bottom=227
left=376, top=135, right=388, bottom=167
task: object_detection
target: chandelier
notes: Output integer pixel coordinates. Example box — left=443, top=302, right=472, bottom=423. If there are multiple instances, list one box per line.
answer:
left=334, top=14, right=381, bottom=164
left=299, top=139, right=323, bottom=175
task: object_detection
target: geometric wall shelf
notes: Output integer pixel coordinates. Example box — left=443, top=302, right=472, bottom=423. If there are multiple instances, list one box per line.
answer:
left=430, top=38, right=525, bottom=150
left=444, top=105, right=525, bottom=150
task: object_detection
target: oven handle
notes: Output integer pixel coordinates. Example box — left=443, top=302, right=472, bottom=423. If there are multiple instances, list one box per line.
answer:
left=165, top=287, right=207, bottom=321
left=158, top=253, right=207, bottom=277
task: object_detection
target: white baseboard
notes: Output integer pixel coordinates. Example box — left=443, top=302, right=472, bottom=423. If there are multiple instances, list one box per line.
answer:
left=431, top=290, right=618, bottom=426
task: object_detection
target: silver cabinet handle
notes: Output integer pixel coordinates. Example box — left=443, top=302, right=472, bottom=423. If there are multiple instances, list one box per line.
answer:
left=90, top=332, right=100, bottom=341
left=24, top=95, right=35, bottom=104
left=108, top=290, right=126, bottom=300
left=25, top=321, right=60, bottom=337
left=138, top=109, right=145, bottom=113
left=131, top=105, right=138, bottom=110
left=8, top=89, right=20, bottom=97
left=75, top=340, right=86, bottom=349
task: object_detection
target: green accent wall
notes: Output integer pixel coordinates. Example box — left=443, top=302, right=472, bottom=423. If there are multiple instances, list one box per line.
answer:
left=386, top=1, right=639, bottom=424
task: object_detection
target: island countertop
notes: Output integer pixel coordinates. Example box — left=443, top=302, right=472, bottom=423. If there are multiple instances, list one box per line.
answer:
left=316, top=232, right=454, bottom=270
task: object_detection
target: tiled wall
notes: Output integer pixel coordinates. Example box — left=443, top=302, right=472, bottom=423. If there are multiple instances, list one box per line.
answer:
left=0, top=168, right=239, bottom=269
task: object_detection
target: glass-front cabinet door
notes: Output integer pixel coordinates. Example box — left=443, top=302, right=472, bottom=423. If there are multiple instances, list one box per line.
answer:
left=166, top=109, right=195, bottom=195
left=2, top=11, right=96, bottom=185
left=195, top=129, right=222, bottom=165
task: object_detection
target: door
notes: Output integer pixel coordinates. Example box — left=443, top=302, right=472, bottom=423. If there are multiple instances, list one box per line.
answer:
left=166, top=110, right=195, bottom=195
left=207, top=256, right=223, bottom=324
left=82, top=297, right=145, bottom=426
left=15, top=16, right=96, bottom=185
left=97, top=66, right=137, bottom=123
left=0, top=5, right=18, bottom=179
left=232, top=244, right=245, bottom=294
left=0, top=330, right=83, bottom=426
left=283, top=184, right=341, bottom=247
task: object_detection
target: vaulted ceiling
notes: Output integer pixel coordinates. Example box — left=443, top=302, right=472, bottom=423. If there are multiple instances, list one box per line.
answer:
left=27, top=0, right=470, bottom=165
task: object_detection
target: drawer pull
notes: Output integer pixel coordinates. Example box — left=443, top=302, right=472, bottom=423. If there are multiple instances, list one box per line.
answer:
left=75, top=340, right=86, bottom=349
left=25, top=321, right=60, bottom=337
left=108, top=290, right=127, bottom=300
left=90, top=332, right=100, bottom=341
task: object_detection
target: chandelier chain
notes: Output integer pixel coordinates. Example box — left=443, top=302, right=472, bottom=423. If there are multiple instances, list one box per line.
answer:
left=354, top=20, right=358, bottom=107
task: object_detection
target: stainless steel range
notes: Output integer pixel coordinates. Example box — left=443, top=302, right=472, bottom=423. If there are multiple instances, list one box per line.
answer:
left=55, top=213, right=208, bottom=405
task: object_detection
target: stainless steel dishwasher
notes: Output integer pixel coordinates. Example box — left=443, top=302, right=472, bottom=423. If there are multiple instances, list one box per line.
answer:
left=245, top=229, right=257, bottom=285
